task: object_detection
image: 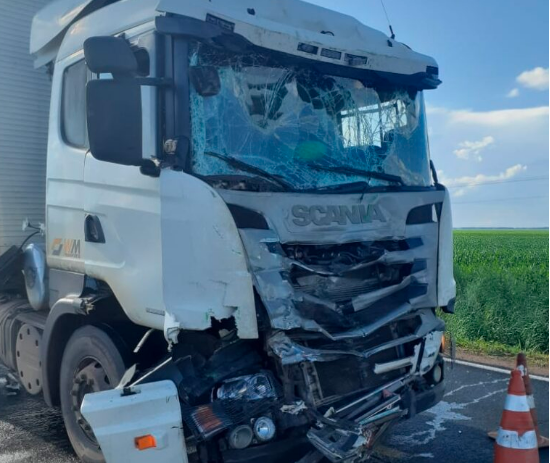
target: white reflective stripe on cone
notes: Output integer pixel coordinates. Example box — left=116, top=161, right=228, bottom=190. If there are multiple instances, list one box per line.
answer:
left=496, top=428, right=538, bottom=449
left=504, top=394, right=531, bottom=412
left=527, top=395, right=535, bottom=409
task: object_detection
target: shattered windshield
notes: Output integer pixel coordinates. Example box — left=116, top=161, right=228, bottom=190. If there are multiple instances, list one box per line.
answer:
left=189, top=45, right=432, bottom=191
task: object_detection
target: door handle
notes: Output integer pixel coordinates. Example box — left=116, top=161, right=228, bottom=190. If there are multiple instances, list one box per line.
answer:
left=84, top=214, right=105, bottom=243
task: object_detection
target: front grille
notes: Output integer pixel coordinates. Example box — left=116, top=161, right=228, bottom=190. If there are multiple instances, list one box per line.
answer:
left=282, top=240, right=407, bottom=268
left=282, top=239, right=424, bottom=326
left=291, top=267, right=401, bottom=303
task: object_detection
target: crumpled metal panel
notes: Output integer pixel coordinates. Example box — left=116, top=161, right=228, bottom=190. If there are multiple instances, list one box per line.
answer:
left=267, top=309, right=443, bottom=365
left=160, top=171, right=259, bottom=343
left=218, top=189, right=443, bottom=341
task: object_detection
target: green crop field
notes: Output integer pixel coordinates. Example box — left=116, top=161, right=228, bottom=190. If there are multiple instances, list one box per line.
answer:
left=442, top=229, right=549, bottom=357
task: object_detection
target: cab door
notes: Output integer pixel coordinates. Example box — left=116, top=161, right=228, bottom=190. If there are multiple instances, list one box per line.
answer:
left=82, top=30, right=165, bottom=329
left=46, top=53, right=88, bottom=274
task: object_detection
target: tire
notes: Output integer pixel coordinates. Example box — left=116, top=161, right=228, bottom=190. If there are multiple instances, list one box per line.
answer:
left=60, top=325, right=129, bottom=463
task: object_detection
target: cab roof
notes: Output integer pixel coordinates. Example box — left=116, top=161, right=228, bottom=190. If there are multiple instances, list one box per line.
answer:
left=31, top=0, right=439, bottom=85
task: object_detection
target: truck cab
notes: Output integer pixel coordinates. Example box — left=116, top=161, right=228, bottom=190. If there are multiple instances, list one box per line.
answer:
left=0, top=1, right=455, bottom=462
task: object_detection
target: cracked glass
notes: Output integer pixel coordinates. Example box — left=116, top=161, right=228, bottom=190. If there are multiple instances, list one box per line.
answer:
left=190, top=45, right=432, bottom=190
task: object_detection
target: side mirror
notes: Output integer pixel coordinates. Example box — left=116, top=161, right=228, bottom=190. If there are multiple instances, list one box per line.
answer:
left=86, top=79, right=143, bottom=166
left=190, top=66, right=221, bottom=97
left=83, top=36, right=137, bottom=76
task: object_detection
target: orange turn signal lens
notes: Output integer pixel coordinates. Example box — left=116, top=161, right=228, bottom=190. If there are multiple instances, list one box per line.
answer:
left=135, top=434, right=156, bottom=451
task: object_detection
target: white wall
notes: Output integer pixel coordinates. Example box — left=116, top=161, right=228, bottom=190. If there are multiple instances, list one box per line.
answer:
left=0, top=0, right=51, bottom=254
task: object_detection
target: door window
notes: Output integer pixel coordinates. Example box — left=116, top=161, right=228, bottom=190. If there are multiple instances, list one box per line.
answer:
left=61, top=60, right=88, bottom=148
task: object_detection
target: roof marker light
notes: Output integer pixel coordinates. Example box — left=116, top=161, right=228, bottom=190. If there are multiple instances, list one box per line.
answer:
left=297, top=43, right=319, bottom=55
left=345, top=54, right=369, bottom=66
left=321, top=48, right=342, bottom=60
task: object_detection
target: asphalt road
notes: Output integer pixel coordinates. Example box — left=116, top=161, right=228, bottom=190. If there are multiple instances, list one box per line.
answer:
left=0, top=362, right=548, bottom=463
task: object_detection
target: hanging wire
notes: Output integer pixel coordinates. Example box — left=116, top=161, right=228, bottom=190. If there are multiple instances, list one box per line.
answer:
left=18, top=231, right=40, bottom=252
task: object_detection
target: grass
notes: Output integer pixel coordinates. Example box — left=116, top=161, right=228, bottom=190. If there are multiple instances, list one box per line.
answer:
left=441, top=230, right=549, bottom=357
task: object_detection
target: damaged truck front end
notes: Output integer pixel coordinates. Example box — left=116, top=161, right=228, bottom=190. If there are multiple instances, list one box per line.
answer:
left=85, top=205, right=451, bottom=462
left=81, top=4, right=455, bottom=462
left=200, top=188, right=451, bottom=462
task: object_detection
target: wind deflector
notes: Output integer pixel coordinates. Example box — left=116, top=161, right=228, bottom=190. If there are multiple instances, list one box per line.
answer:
left=30, top=0, right=119, bottom=67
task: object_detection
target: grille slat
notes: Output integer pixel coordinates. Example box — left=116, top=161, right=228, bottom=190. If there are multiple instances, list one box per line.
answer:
left=286, top=240, right=414, bottom=306
left=293, top=276, right=380, bottom=303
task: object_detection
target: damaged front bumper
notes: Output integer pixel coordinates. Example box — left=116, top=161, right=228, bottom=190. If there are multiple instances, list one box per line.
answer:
left=267, top=319, right=445, bottom=462
left=81, top=325, right=445, bottom=463
left=304, top=368, right=445, bottom=462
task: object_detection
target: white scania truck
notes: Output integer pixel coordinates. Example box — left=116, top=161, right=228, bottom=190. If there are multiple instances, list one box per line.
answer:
left=0, top=0, right=455, bottom=462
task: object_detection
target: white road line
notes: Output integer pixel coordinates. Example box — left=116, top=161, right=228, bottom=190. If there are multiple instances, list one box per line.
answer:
left=444, top=358, right=549, bottom=382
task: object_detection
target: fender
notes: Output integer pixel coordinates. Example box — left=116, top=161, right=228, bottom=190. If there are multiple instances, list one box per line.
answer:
left=41, top=297, right=86, bottom=407
left=41, top=293, right=135, bottom=407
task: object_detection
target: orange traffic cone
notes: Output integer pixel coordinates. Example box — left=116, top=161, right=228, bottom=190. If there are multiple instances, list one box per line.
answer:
left=494, top=368, right=539, bottom=463
left=517, top=353, right=549, bottom=448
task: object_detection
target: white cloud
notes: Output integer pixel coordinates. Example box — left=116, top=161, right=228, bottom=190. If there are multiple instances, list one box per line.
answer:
left=516, top=67, right=549, bottom=91
left=427, top=100, right=548, bottom=227
left=425, top=105, right=449, bottom=116
left=426, top=105, right=549, bottom=127
left=448, top=106, right=548, bottom=126
left=453, top=136, right=494, bottom=161
left=506, top=88, right=519, bottom=98
left=438, top=164, right=527, bottom=197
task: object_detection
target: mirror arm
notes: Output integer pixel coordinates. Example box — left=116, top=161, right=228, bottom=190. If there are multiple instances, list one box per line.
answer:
left=430, top=160, right=439, bottom=185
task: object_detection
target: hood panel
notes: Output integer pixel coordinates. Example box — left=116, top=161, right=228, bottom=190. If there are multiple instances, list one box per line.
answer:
left=218, top=189, right=444, bottom=244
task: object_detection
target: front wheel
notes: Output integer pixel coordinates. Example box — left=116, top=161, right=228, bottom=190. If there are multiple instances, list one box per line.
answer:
left=60, top=325, right=129, bottom=463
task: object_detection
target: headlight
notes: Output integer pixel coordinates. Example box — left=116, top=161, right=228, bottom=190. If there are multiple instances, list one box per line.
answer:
left=253, top=416, right=276, bottom=442
left=420, top=331, right=443, bottom=375
left=228, top=425, right=254, bottom=449
left=216, top=372, right=277, bottom=401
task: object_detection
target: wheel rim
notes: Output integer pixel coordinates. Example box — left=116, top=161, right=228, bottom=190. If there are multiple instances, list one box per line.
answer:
left=70, top=357, right=114, bottom=444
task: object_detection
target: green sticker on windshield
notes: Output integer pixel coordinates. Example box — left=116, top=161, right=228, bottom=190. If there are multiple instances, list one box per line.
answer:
left=294, top=141, right=327, bottom=162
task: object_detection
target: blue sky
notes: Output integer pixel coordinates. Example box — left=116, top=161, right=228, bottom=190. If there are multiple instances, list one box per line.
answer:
left=309, top=0, right=549, bottom=228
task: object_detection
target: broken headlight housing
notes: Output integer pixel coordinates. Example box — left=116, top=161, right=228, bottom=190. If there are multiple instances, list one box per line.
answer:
left=216, top=372, right=277, bottom=401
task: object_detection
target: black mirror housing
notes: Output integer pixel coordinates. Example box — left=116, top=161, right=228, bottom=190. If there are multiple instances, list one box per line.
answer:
left=189, top=66, right=221, bottom=97
left=86, top=79, right=143, bottom=166
left=84, top=36, right=138, bottom=75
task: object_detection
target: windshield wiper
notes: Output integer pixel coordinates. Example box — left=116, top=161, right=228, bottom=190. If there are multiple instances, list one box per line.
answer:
left=303, top=181, right=372, bottom=194
left=203, top=151, right=294, bottom=191
left=308, top=163, right=404, bottom=185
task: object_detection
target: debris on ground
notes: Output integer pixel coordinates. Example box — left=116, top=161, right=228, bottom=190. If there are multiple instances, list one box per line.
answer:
left=0, top=371, right=21, bottom=396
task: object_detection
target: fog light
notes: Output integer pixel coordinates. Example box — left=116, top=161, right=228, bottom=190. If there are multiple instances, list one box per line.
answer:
left=431, top=364, right=443, bottom=384
left=253, top=416, right=276, bottom=442
left=228, top=425, right=254, bottom=449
